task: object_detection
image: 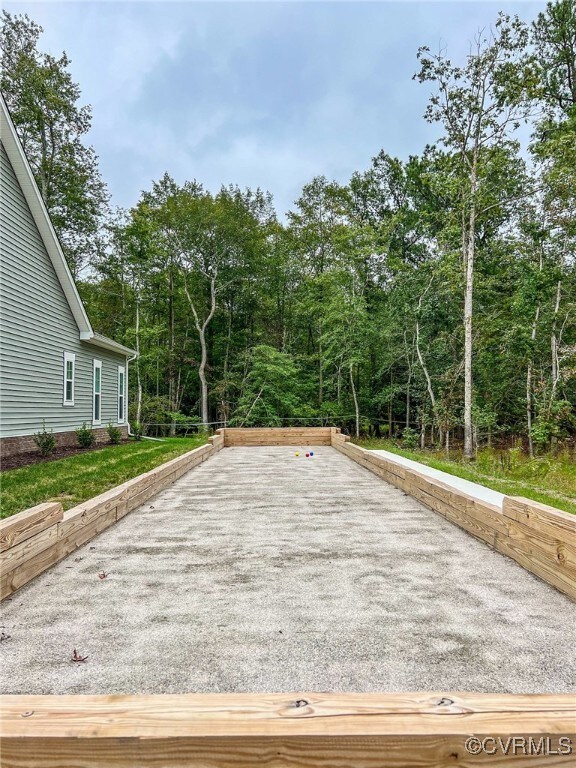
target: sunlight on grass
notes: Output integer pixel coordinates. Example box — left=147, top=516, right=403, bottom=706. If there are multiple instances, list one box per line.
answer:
left=356, top=439, right=576, bottom=515
left=0, top=437, right=208, bottom=518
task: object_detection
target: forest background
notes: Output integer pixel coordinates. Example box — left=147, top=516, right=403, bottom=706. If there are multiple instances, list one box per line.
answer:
left=1, top=2, right=574, bottom=462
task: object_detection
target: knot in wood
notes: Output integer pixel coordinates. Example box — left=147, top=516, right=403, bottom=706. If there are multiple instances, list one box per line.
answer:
left=293, top=699, right=309, bottom=708
left=437, top=697, right=454, bottom=707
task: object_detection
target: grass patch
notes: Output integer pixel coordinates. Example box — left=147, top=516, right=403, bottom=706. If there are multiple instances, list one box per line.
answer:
left=0, top=437, right=208, bottom=518
left=356, top=439, right=576, bottom=516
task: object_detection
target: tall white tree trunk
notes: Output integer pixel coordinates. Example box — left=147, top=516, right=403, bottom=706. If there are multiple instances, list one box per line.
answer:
left=549, top=280, right=562, bottom=455
left=183, top=275, right=217, bottom=428
left=463, top=167, right=477, bottom=460
left=526, top=306, right=540, bottom=458
left=135, top=295, right=142, bottom=425
left=415, top=282, right=436, bottom=418
left=550, top=280, right=562, bottom=403
left=350, top=363, right=360, bottom=438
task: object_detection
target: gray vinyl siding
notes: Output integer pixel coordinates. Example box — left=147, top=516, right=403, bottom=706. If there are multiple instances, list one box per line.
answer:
left=0, top=142, right=127, bottom=437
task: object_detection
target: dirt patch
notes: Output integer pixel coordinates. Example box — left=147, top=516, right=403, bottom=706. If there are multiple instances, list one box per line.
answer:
left=0, top=440, right=130, bottom=472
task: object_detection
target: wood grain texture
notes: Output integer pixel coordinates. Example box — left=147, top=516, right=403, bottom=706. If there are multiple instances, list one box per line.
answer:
left=331, top=435, right=576, bottom=601
left=222, top=428, right=332, bottom=447
left=2, top=735, right=574, bottom=768
left=503, top=497, right=576, bottom=539
left=2, top=693, right=574, bottom=767
left=0, top=442, right=216, bottom=600
left=0, top=502, right=63, bottom=551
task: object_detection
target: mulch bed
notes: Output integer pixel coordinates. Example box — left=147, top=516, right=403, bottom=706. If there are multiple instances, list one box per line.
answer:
left=1, top=440, right=130, bottom=472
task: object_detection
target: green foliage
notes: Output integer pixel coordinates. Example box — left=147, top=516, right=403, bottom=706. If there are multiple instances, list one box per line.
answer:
left=75, top=422, right=96, bottom=449
left=131, top=422, right=143, bottom=441
left=130, top=395, right=172, bottom=436
left=6, top=5, right=574, bottom=449
left=231, top=345, right=312, bottom=426
left=401, top=427, right=419, bottom=450
left=532, top=400, right=575, bottom=450
left=0, top=11, right=109, bottom=275
left=106, top=423, right=122, bottom=445
left=32, top=422, right=57, bottom=457
left=1, top=438, right=207, bottom=518
left=357, top=439, right=576, bottom=516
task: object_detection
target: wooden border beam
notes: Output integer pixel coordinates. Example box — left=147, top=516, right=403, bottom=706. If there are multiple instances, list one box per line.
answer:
left=2, top=693, right=575, bottom=767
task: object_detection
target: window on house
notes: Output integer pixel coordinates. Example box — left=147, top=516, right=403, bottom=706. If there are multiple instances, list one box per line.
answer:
left=93, top=360, right=102, bottom=424
left=118, top=366, right=125, bottom=423
left=63, top=352, right=75, bottom=406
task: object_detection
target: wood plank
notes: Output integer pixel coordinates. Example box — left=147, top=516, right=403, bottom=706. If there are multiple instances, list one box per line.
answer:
left=57, top=490, right=125, bottom=540
left=496, top=536, right=576, bottom=601
left=0, top=443, right=217, bottom=600
left=1, top=508, right=120, bottom=600
left=3, top=734, right=575, bottom=768
left=0, top=541, right=63, bottom=601
left=503, top=497, right=576, bottom=540
left=0, top=503, right=63, bottom=552
left=58, top=507, right=119, bottom=553
left=0, top=524, right=60, bottom=573
left=1, top=693, right=574, bottom=767
left=405, top=480, right=499, bottom=548
left=406, top=472, right=508, bottom=538
left=333, top=441, right=575, bottom=599
left=503, top=516, right=576, bottom=574
left=222, top=428, right=332, bottom=447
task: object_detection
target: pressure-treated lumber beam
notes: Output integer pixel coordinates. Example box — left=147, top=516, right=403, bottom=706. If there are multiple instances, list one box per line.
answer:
left=331, top=434, right=576, bottom=601
left=0, top=502, right=63, bottom=551
left=221, top=427, right=332, bottom=446
left=0, top=442, right=216, bottom=600
left=2, top=693, right=575, bottom=767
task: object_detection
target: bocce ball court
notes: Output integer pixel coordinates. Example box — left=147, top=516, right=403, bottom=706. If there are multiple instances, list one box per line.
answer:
left=1, top=427, right=575, bottom=767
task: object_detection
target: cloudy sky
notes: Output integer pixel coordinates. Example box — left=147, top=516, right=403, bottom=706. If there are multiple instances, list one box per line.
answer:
left=6, top=1, right=546, bottom=217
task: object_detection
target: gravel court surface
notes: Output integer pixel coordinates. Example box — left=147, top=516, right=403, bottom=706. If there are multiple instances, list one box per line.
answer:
left=1, top=446, right=575, bottom=694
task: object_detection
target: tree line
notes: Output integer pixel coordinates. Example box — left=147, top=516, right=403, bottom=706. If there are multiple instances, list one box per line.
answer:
left=1, top=3, right=574, bottom=456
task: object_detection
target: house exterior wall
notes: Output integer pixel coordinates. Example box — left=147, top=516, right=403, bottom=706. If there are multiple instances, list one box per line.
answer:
left=0, top=142, right=128, bottom=444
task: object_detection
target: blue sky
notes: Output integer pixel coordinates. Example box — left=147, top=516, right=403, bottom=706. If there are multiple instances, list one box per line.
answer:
left=6, top=1, right=546, bottom=217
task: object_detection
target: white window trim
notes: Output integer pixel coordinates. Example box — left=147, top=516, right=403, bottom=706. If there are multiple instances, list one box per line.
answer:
left=117, top=365, right=126, bottom=424
left=93, top=359, right=102, bottom=426
left=63, top=351, right=75, bottom=406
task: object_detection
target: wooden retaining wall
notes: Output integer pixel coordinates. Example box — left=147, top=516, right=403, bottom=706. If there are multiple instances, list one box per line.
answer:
left=331, top=432, right=576, bottom=601
left=2, top=692, right=575, bottom=767
left=220, top=427, right=333, bottom=446
left=0, top=436, right=223, bottom=600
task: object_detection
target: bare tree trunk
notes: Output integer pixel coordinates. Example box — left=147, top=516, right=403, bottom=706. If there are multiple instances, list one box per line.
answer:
left=135, top=295, right=142, bottom=425
left=388, top=373, right=393, bottom=437
left=550, top=281, right=562, bottom=455
left=445, top=429, right=450, bottom=459
left=318, top=320, right=323, bottom=406
left=416, top=318, right=436, bottom=409
left=222, top=301, right=233, bottom=420
left=183, top=275, right=217, bottom=427
left=404, top=331, right=413, bottom=430
left=350, top=363, right=360, bottom=438
left=463, top=168, right=477, bottom=460
left=551, top=280, right=562, bottom=402
left=527, top=306, right=540, bottom=458
left=168, top=269, right=177, bottom=436
left=198, top=328, right=209, bottom=426
left=416, top=280, right=437, bottom=446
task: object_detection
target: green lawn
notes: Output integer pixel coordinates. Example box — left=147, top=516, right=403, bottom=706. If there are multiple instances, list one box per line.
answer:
left=355, top=439, right=576, bottom=515
left=0, top=437, right=208, bottom=519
